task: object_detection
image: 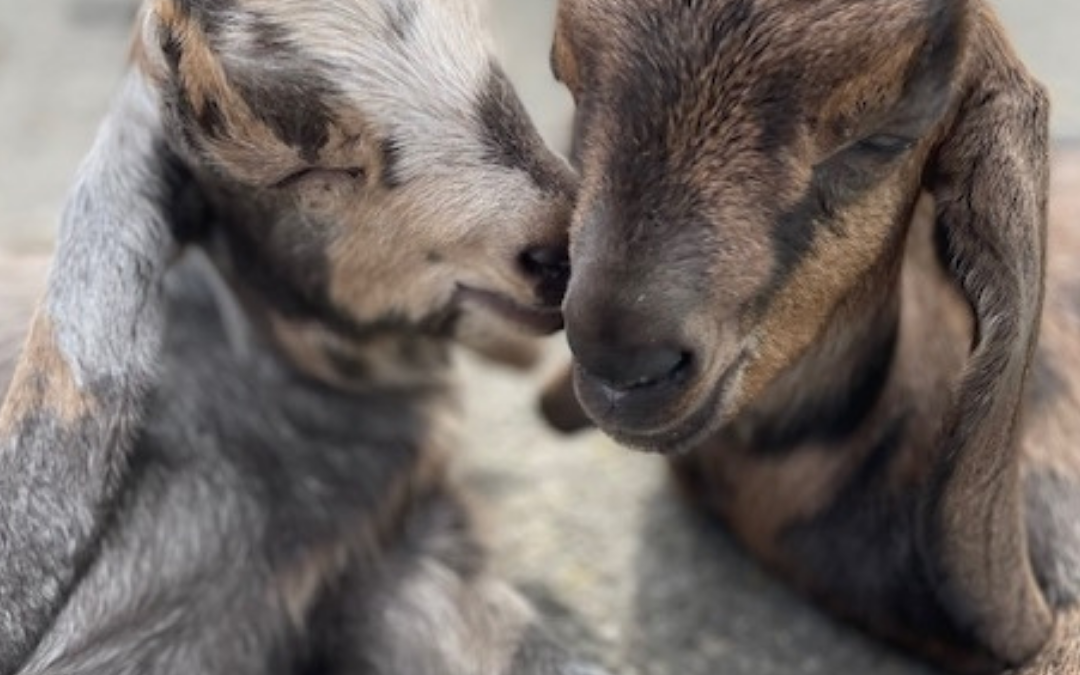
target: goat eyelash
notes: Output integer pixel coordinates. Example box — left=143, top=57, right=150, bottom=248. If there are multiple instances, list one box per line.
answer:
left=271, top=166, right=366, bottom=189
left=851, top=134, right=916, bottom=156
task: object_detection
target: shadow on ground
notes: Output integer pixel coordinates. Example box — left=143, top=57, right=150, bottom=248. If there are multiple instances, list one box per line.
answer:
left=457, top=350, right=943, bottom=675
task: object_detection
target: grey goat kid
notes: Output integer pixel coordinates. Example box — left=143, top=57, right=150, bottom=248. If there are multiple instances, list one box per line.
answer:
left=0, top=1, right=606, bottom=674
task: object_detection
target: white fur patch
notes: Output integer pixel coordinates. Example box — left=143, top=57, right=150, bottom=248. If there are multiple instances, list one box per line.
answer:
left=235, top=0, right=496, bottom=184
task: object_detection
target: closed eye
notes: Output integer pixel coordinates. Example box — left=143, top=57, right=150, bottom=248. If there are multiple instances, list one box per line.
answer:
left=850, top=134, right=915, bottom=157
left=271, top=166, right=366, bottom=189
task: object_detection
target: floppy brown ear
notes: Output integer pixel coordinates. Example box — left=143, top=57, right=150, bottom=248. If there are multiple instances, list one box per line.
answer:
left=922, top=4, right=1054, bottom=666
left=0, top=67, right=191, bottom=670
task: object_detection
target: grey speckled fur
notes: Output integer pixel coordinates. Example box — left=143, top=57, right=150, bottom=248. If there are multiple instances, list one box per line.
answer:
left=0, top=1, right=597, bottom=673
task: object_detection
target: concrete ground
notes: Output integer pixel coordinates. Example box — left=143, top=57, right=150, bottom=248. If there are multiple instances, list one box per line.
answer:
left=0, top=2, right=1077, bottom=674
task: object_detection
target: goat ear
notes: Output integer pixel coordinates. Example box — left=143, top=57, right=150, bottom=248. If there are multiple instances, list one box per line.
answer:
left=923, top=6, right=1053, bottom=666
left=0, top=69, right=188, bottom=670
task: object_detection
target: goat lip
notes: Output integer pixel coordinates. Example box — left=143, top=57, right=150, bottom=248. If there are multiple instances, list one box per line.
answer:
left=455, top=286, right=565, bottom=335
left=572, top=359, right=695, bottom=439
left=574, top=353, right=743, bottom=454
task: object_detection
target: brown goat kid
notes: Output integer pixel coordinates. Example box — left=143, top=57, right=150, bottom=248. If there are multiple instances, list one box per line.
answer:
left=544, top=0, right=1080, bottom=672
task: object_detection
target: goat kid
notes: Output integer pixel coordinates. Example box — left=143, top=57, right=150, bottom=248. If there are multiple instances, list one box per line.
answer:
left=544, top=0, right=1080, bottom=672
left=0, top=1, right=603, bottom=673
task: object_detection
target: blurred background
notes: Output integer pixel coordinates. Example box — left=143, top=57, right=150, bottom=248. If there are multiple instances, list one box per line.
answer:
left=0, top=1, right=1076, bottom=673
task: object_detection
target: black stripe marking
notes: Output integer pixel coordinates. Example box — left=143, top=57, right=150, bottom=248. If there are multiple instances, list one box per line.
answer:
left=750, top=316, right=899, bottom=453
left=782, top=414, right=986, bottom=654
left=379, top=135, right=406, bottom=189
left=477, top=63, right=571, bottom=195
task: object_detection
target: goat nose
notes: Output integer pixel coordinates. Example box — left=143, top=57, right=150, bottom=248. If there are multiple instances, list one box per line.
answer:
left=520, top=243, right=570, bottom=279
left=519, top=244, right=570, bottom=306
left=569, top=332, right=689, bottom=392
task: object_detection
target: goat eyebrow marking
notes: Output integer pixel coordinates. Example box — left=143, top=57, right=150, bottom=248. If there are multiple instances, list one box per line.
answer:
left=767, top=187, right=824, bottom=301
left=759, top=152, right=902, bottom=312
left=379, top=135, right=406, bottom=189
left=227, top=14, right=336, bottom=163
left=157, top=0, right=337, bottom=162
left=476, top=62, right=570, bottom=195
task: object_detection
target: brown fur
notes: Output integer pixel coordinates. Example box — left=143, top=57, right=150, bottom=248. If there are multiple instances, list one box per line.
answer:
left=0, top=247, right=91, bottom=432
left=0, top=253, right=47, bottom=401
left=548, top=0, right=1078, bottom=671
left=0, top=316, right=93, bottom=435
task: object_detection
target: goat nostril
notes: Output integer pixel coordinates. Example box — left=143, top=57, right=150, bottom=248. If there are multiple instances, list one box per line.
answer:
left=622, top=347, right=690, bottom=390
left=576, top=343, right=691, bottom=392
left=519, top=244, right=570, bottom=282
left=520, top=244, right=571, bottom=307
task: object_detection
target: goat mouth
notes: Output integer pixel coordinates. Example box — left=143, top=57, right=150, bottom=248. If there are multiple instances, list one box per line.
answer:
left=574, top=351, right=745, bottom=454
left=455, top=286, right=564, bottom=335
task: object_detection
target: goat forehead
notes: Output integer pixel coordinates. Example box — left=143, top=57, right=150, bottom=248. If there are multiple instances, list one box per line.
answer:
left=582, top=0, right=951, bottom=128
left=175, top=0, right=491, bottom=121
left=155, top=0, right=501, bottom=176
left=586, top=0, right=937, bottom=38
left=579, top=0, right=956, bottom=196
